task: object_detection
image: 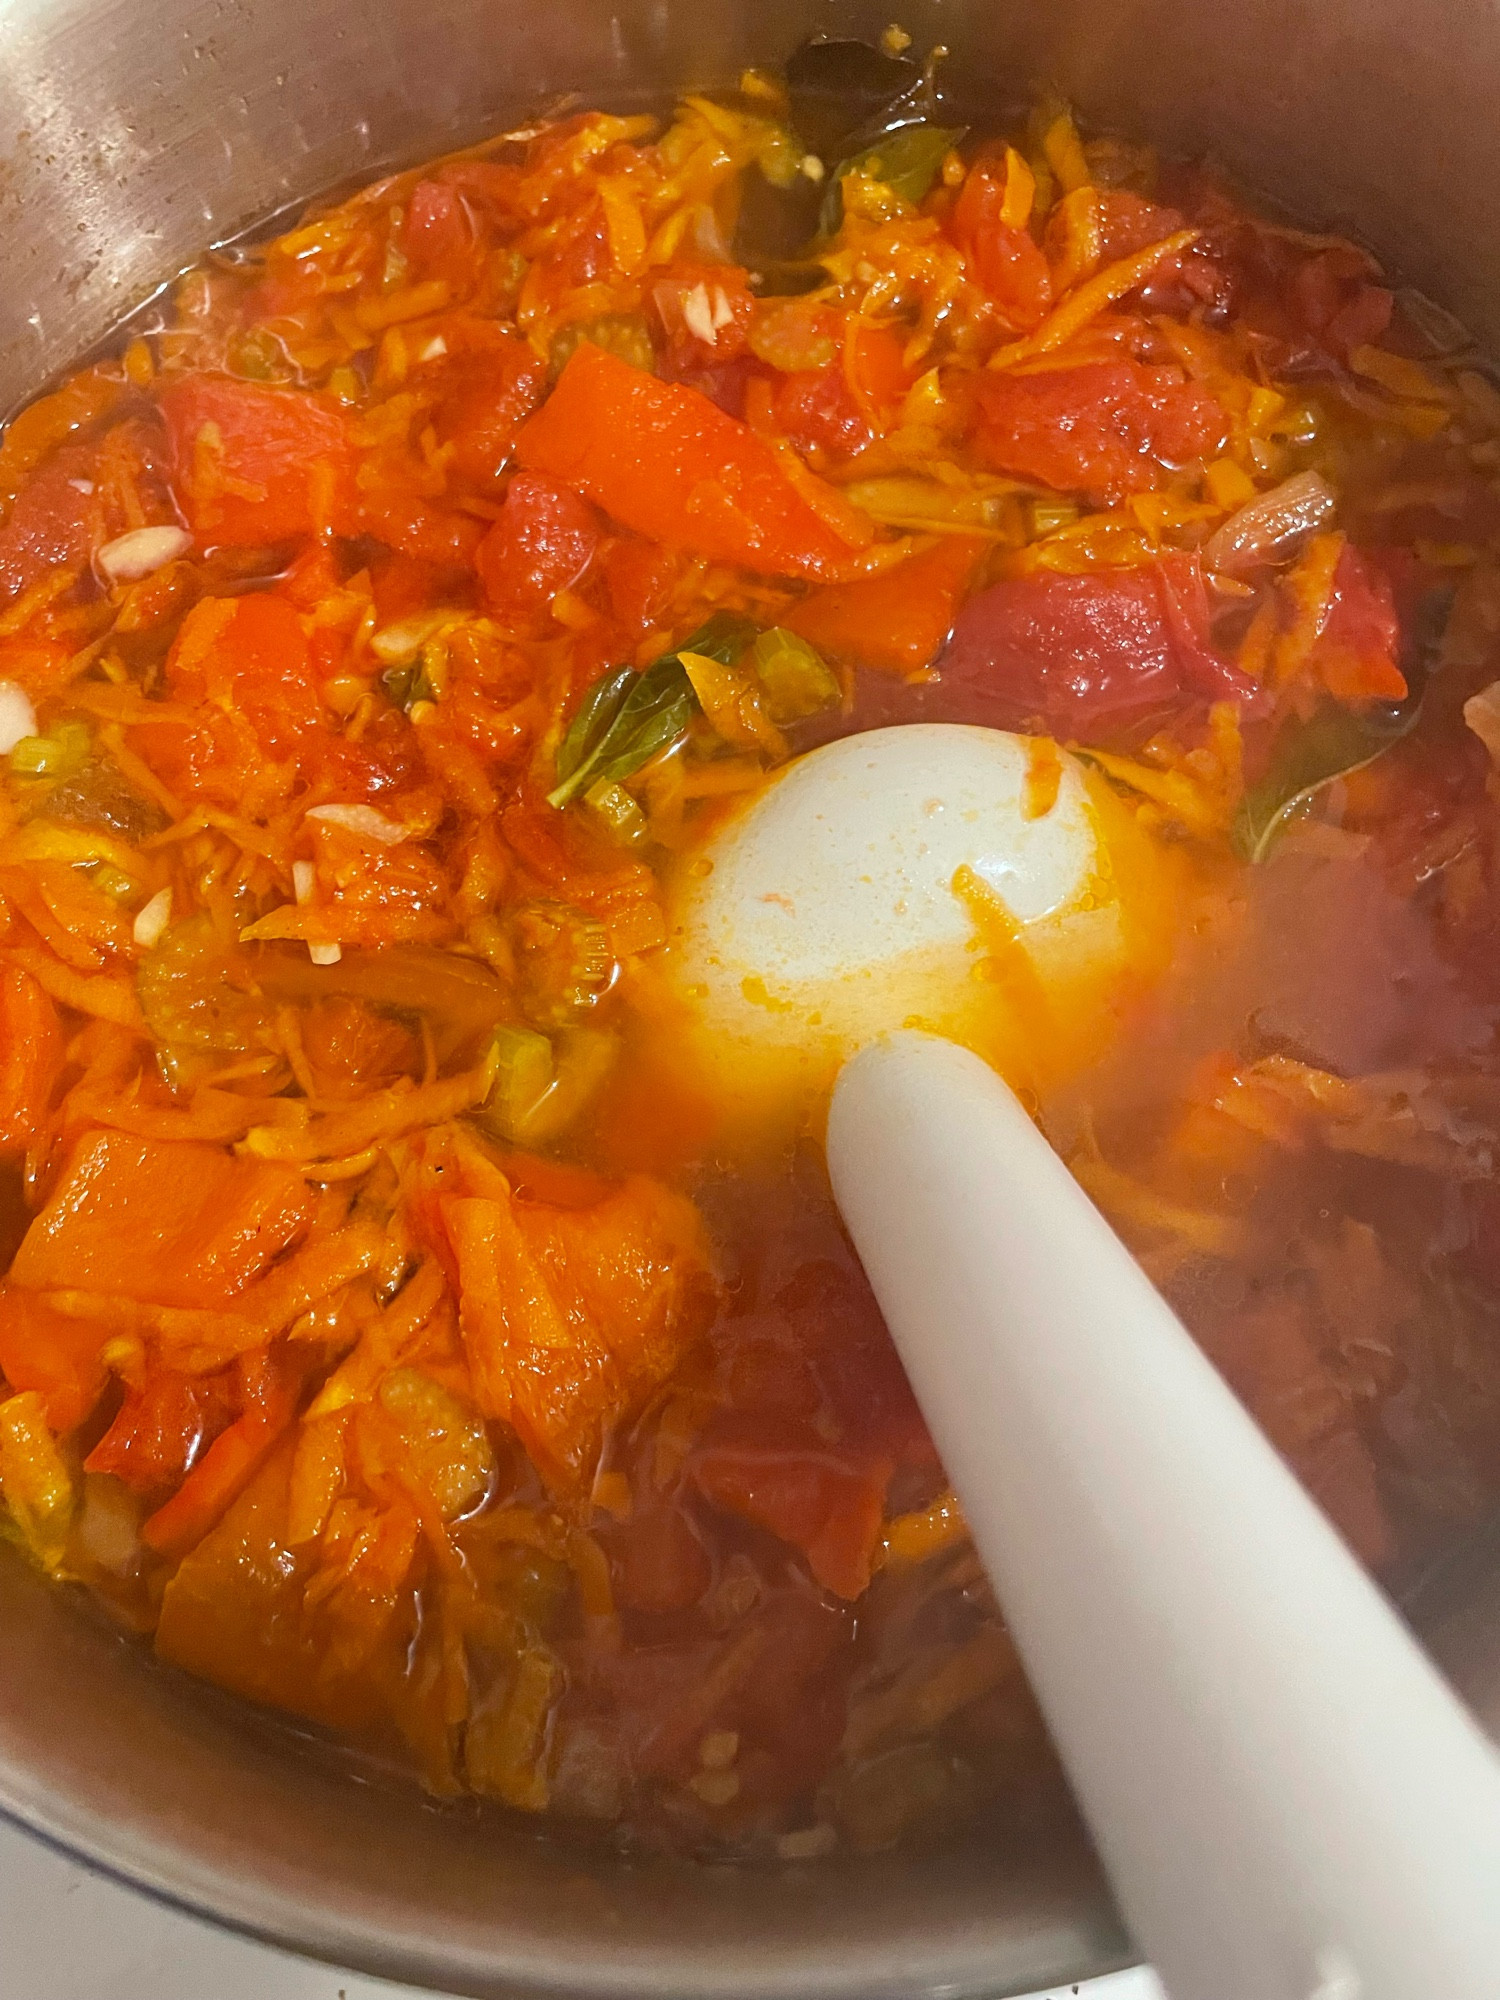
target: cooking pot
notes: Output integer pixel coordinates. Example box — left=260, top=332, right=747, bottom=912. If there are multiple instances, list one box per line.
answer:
left=3, top=2, right=1500, bottom=1994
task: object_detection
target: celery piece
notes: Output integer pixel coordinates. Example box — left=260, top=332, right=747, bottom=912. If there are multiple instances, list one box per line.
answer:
left=10, top=720, right=91, bottom=780
left=582, top=778, right=650, bottom=846
left=481, top=1025, right=556, bottom=1141
left=749, top=628, right=841, bottom=722
left=1026, top=495, right=1080, bottom=538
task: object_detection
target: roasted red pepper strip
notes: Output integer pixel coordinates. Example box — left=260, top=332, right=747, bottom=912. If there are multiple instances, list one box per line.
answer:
left=514, top=344, right=862, bottom=581
left=786, top=536, right=985, bottom=676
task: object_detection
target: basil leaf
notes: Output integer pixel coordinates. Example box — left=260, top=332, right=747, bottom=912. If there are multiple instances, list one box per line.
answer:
left=554, top=666, right=635, bottom=793
left=820, top=122, right=967, bottom=235
left=1232, top=702, right=1418, bottom=862
left=1233, top=586, right=1452, bottom=862
left=548, top=614, right=762, bottom=809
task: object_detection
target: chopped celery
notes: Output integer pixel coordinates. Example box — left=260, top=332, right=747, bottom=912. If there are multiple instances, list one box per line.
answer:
left=749, top=628, right=841, bottom=722
left=583, top=778, right=650, bottom=846
left=481, top=1025, right=556, bottom=1140
left=1026, top=495, right=1079, bottom=538
left=10, top=720, right=91, bottom=780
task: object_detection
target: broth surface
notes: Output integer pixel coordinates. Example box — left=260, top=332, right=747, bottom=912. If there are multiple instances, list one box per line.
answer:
left=1, top=40, right=1499, bottom=1858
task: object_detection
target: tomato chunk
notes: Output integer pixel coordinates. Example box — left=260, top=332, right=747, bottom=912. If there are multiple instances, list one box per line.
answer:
left=431, top=324, right=547, bottom=489
left=973, top=360, right=1227, bottom=505
left=938, top=554, right=1251, bottom=738
left=951, top=164, right=1052, bottom=330
left=85, top=1366, right=237, bottom=1499
left=161, top=375, right=358, bottom=544
left=692, top=1421, right=888, bottom=1600
left=515, top=344, right=860, bottom=581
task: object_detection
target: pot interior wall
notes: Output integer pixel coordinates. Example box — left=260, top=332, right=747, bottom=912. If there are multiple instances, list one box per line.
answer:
left=2, top=2, right=1500, bottom=1996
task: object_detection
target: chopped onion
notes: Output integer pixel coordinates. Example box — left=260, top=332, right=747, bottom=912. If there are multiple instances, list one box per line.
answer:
left=292, top=857, right=342, bottom=966
left=95, top=523, right=193, bottom=583
left=681, top=282, right=718, bottom=347
left=1464, top=681, right=1500, bottom=766
left=306, top=802, right=408, bottom=845
left=131, top=886, right=173, bottom=950
left=0, top=680, right=37, bottom=755
left=1202, top=470, right=1337, bottom=577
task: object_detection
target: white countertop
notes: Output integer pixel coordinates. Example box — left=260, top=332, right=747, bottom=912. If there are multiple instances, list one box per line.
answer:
left=0, top=1810, right=1166, bottom=2000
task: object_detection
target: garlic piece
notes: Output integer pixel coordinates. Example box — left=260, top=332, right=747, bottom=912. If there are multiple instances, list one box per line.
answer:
left=0, top=681, right=37, bottom=754
left=293, top=857, right=342, bottom=967
left=95, top=524, right=193, bottom=583
left=131, top=887, right=173, bottom=950
left=305, top=803, right=408, bottom=845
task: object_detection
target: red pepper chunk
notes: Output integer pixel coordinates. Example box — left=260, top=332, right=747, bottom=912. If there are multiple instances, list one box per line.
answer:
left=786, top=536, right=984, bottom=676
left=0, top=1287, right=108, bottom=1432
left=514, top=344, right=860, bottom=581
left=0, top=964, right=62, bottom=1157
left=973, top=359, right=1228, bottom=505
left=160, top=375, right=358, bottom=545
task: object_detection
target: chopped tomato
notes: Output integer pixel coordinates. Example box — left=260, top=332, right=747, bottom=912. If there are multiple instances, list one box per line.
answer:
left=160, top=375, right=358, bottom=545
left=599, top=535, right=678, bottom=634
left=651, top=264, right=756, bottom=372
left=951, top=165, right=1053, bottom=330
left=691, top=1420, right=889, bottom=1600
left=0, top=965, right=63, bottom=1157
left=476, top=472, right=601, bottom=626
left=773, top=325, right=913, bottom=461
left=938, top=553, right=1252, bottom=738
left=973, top=359, right=1228, bottom=504
left=0, top=1288, right=108, bottom=1431
left=515, top=344, right=861, bottom=581
left=786, top=535, right=983, bottom=676
left=404, top=179, right=475, bottom=286
left=11, top=1132, right=314, bottom=1310
left=430, top=323, right=547, bottom=489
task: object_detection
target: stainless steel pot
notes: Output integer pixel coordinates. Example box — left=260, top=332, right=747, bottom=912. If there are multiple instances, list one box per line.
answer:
left=3, top=2, right=1500, bottom=1994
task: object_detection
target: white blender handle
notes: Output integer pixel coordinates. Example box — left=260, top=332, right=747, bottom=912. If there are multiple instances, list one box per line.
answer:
left=827, top=1032, right=1500, bottom=2000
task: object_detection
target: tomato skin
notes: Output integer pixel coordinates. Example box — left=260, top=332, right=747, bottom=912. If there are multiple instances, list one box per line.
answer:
left=973, top=359, right=1228, bottom=505
left=951, top=166, right=1052, bottom=330
left=476, top=471, right=601, bottom=625
left=160, top=375, right=358, bottom=545
left=1309, top=545, right=1407, bottom=702
left=939, top=554, right=1251, bottom=739
left=85, top=1366, right=238, bottom=1501
left=0, top=965, right=63, bottom=1157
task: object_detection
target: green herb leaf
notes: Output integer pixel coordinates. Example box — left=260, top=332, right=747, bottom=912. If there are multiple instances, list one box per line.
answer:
left=784, top=36, right=925, bottom=159
left=1232, top=587, right=1452, bottom=862
left=547, top=614, right=762, bottom=810
left=821, top=122, right=967, bottom=235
